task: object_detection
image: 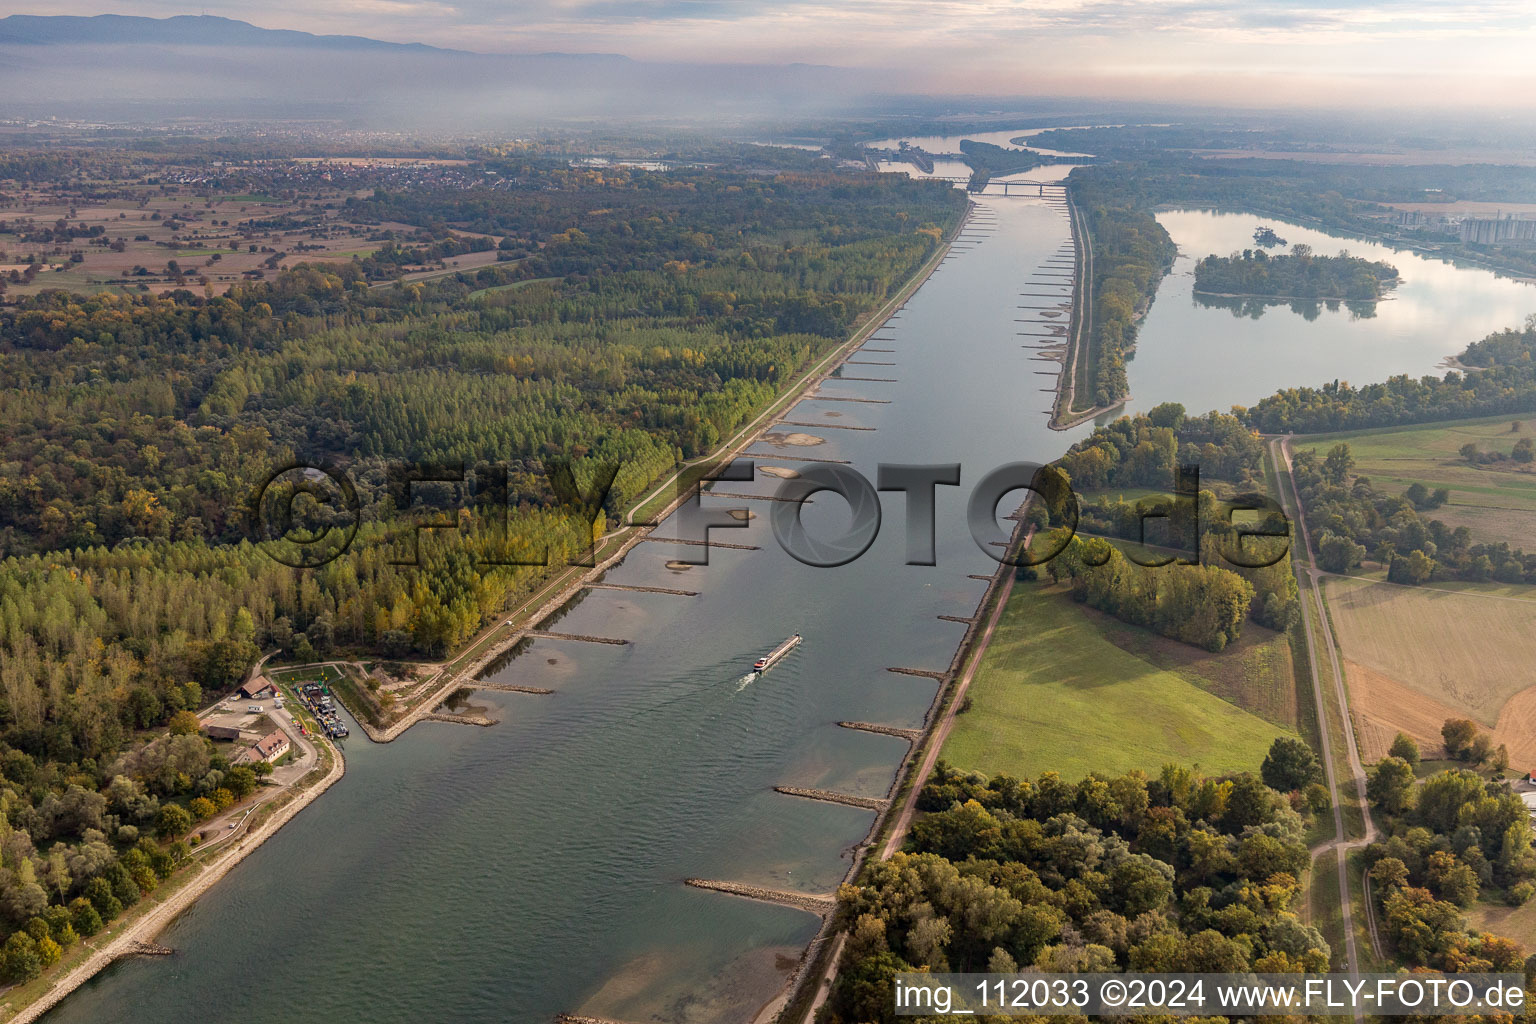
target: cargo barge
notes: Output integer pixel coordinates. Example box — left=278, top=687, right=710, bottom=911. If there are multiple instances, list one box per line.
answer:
left=753, top=633, right=802, bottom=673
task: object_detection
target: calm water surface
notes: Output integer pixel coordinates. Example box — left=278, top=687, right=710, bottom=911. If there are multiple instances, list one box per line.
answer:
left=47, top=181, right=1090, bottom=1024
left=47, top=159, right=1536, bottom=1024
left=1123, top=209, right=1536, bottom=417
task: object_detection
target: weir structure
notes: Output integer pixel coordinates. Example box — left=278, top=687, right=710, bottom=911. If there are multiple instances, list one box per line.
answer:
left=773, top=786, right=889, bottom=811
left=684, top=879, right=836, bottom=915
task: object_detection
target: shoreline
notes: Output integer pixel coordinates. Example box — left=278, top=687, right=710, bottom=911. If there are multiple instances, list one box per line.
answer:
left=1047, top=183, right=1123, bottom=431
left=762, top=516, right=1034, bottom=1024
left=1192, top=287, right=1396, bottom=302
left=15, top=195, right=970, bottom=1024
left=339, top=198, right=973, bottom=747
left=767, top=188, right=1078, bottom=1023
left=4, top=740, right=346, bottom=1024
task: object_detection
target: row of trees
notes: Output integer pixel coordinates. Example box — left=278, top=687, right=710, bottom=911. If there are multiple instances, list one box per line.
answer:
left=1043, top=536, right=1256, bottom=652
left=1056, top=403, right=1267, bottom=493
left=1242, top=318, right=1536, bottom=434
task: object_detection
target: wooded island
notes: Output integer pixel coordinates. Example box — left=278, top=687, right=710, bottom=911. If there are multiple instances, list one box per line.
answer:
left=1194, top=246, right=1400, bottom=301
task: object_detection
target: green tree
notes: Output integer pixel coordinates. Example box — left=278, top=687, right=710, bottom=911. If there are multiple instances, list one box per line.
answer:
left=1425, top=850, right=1480, bottom=906
left=41, top=906, right=76, bottom=948
left=1317, top=532, right=1365, bottom=573
left=224, top=766, right=257, bottom=799
left=1261, top=737, right=1319, bottom=792
left=827, top=951, right=913, bottom=1022
left=0, top=931, right=41, bottom=981
left=155, top=803, right=193, bottom=838
left=1387, top=549, right=1436, bottom=585
left=1370, top=856, right=1410, bottom=891
left=1389, top=732, right=1421, bottom=765
left=106, top=864, right=141, bottom=908
left=168, top=710, right=201, bottom=736
left=1415, top=771, right=1486, bottom=834
left=198, top=638, right=260, bottom=689
left=1323, top=443, right=1354, bottom=484
left=1442, top=719, right=1479, bottom=760
left=69, top=897, right=102, bottom=937
left=1367, top=756, right=1416, bottom=814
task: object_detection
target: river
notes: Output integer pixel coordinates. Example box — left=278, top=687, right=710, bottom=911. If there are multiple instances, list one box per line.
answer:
left=42, top=146, right=1536, bottom=1024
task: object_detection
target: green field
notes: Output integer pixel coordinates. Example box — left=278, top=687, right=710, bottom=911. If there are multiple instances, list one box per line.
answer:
left=270, top=663, right=344, bottom=685
left=468, top=275, right=559, bottom=299
left=943, top=582, right=1295, bottom=779
left=1299, top=411, right=1536, bottom=545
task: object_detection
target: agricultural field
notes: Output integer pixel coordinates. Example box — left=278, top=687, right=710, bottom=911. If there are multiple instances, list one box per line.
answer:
left=1322, top=574, right=1536, bottom=768
left=943, top=581, right=1294, bottom=779
left=1300, top=412, right=1536, bottom=546
left=0, top=175, right=501, bottom=298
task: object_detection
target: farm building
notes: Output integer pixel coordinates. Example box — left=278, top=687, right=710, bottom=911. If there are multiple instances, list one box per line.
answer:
left=239, top=679, right=277, bottom=699
left=201, top=723, right=243, bottom=742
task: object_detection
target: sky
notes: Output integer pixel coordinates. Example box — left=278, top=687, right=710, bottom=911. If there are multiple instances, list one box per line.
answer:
left=17, top=1, right=1536, bottom=108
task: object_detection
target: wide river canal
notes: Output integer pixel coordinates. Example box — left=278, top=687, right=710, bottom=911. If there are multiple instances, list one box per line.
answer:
left=45, top=149, right=1536, bottom=1023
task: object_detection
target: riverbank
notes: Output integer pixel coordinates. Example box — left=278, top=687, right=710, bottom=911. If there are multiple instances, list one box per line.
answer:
left=1, top=185, right=969, bottom=1024
left=2, top=738, right=346, bottom=1024
left=763, top=518, right=1034, bottom=1024
left=332, top=199, right=974, bottom=747
left=1047, top=185, right=1129, bottom=431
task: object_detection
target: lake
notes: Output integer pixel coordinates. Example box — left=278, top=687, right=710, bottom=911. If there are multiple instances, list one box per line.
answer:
left=1123, top=209, right=1536, bottom=418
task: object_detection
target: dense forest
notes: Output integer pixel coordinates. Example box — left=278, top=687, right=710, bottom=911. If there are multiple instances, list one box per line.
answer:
left=1194, top=246, right=1400, bottom=301
left=1056, top=403, right=1266, bottom=493
left=824, top=757, right=1335, bottom=1023
left=1365, top=741, right=1536, bottom=966
left=0, top=159, right=963, bottom=974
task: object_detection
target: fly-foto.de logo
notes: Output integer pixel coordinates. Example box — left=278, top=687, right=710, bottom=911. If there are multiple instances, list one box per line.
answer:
left=248, top=459, right=1291, bottom=571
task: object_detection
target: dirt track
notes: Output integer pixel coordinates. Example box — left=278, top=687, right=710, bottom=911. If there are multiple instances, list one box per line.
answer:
left=1275, top=437, right=1382, bottom=987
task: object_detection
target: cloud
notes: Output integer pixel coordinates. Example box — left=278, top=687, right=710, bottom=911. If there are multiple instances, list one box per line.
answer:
left=8, top=0, right=1536, bottom=108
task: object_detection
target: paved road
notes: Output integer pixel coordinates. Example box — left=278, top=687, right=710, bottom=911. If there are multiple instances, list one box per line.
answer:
left=192, top=685, right=320, bottom=853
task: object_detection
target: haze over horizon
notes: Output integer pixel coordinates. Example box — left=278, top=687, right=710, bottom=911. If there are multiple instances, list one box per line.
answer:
left=8, top=2, right=1536, bottom=111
